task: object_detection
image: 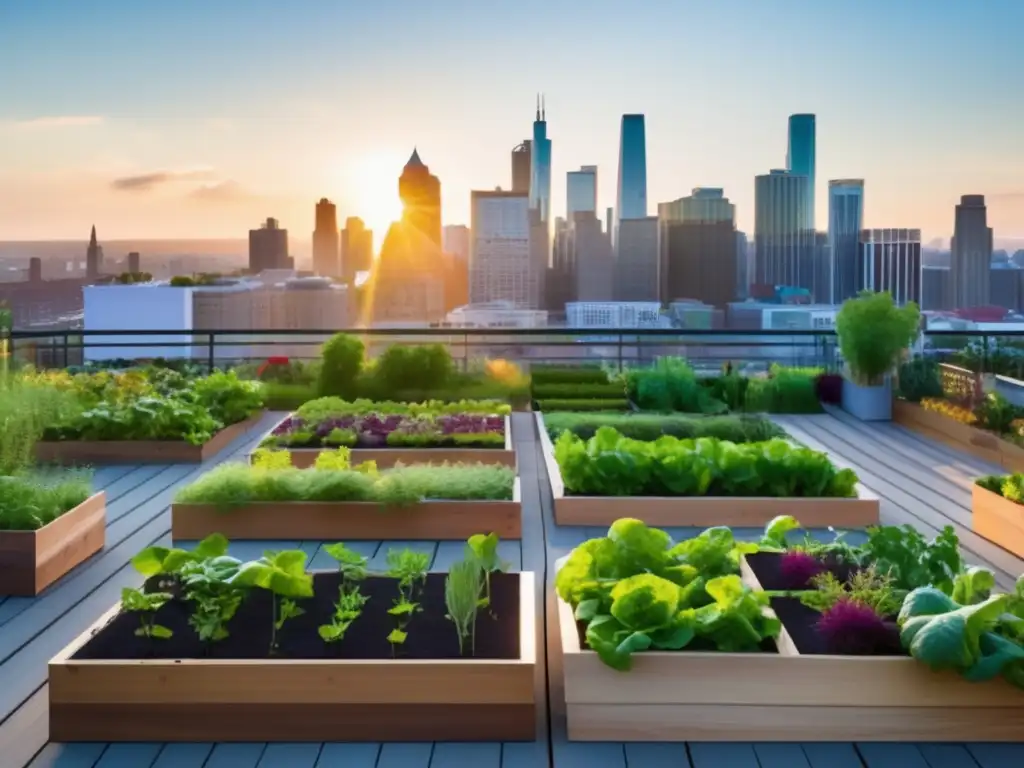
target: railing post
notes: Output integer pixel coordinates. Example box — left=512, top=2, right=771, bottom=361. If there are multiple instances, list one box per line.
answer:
left=617, top=333, right=623, bottom=371
left=208, top=333, right=216, bottom=373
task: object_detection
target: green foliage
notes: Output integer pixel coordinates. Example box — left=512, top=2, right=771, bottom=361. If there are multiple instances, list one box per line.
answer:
left=261, top=382, right=318, bottom=411
left=0, top=373, right=77, bottom=475
left=702, top=373, right=749, bottom=411
left=531, top=382, right=625, bottom=399
left=625, top=357, right=723, bottom=413
left=445, top=557, right=484, bottom=655
left=113, top=271, right=153, bottom=284
left=978, top=473, right=1024, bottom=504
left=232, top=549, right=314, bottom=654
left=556, top=519, right=776, bottom=671
left=743, top=367, right=823, bottom=414
left=121, top=587, right=174, bottom=640
left=530, top=366, right=609, bottom=386
left=836, top=291, right=920, bottom=385
left=896, top=357, right=944, bottom=403
left=371, top=344, right=454, bottom=397
left=859, top=524, right=963, bottom=594
left=554, top=428, right=858, bottom=499
left=466, top=532, right=508, bottom=610
left=173, top=461, right=515, bottom=508
left=799, top=566, right=902, bottom=616
left=0, top=473, right=92, bottom=531
left=386, top=548, right=430, bottom=655
left=318, top=333, right=365, bottom=398
left=543, top=412, right=785, bottom=443
left=534, top=398, right=630, bottom=412
left=191, top=370, right=263, bottom=425
left=295, top=397, right=509, bottom=420
left=974, top=392, right=1021, bottom=435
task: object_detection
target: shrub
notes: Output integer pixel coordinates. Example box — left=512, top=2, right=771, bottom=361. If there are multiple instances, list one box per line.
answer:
left=974, top=392, right=1021, bottom=434
left=530, top=366, right=609, bottom=386
left=543, top=412, right=786, bottom=443
left=836, top=291, right=920, bottom=385
left=744, top=368, right=822, bottom=414
left=318, top=333, right=364, bottom=398
left=371, top=344, right=454, bottom=396
left=262, top=382, right=317, bottom=411
left=896, top=358, right=944, bottom=403
left=534, top=398, right=629, bottom=412
left=192, top=370, right=264, bottom=425
left=625, top=358, right=723, bottom=413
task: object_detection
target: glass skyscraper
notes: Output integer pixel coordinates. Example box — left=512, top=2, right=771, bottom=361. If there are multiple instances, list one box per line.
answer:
left=615, top=114, right=648, bottom=234
left=828, top=180, right=864, bottom=304
left=529, top=96, right=552, bottom=224
left=786, top=114, right=816, bottom=228
left=754, top=170, right=818, bottom=294
left=566, top=166, right=597, bottom=219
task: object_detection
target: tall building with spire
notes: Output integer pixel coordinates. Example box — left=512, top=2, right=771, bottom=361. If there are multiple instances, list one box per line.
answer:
left=86, top=225, right=104, bottom=279
left=398, top=148, right=442, bottom=248
left=528, top=95, right=552, bottom=224
left=312, top=198, right=340, bottom=277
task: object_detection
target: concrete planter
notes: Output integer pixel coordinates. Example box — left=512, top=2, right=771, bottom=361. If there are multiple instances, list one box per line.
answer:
left=841, top=376, right=892, bottom=421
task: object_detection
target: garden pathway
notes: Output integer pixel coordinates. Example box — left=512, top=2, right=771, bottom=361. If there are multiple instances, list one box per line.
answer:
left=2, top=411, right=1024, bottom=767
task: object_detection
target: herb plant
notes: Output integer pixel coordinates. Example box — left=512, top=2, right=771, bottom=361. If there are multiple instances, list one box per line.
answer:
left=318, top=543, right=370, bottom=643
left=466, top=532, right=508, bottom=610
left=120, top=587, right=174, bottom=640
left=385, top=549, right=430, bottom=656
left=231, top=549, right=314, bottom=654
left=445, top=557, right=484, bottom=655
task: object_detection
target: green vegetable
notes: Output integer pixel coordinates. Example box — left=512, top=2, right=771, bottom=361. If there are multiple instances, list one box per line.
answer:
left=859, top=524, right=962, bottom=594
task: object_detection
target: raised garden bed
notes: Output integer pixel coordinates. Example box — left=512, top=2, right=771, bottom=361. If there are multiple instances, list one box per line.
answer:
left=253, top=414, right=515, bottom=470
left=893, top=399, right=1024, bottom=472
left=557, top=532, right=1024, bottom=742
left=0, top=492, right=106, bottom=595
left=537, top=413, right=879, bottom=527
left=172, top=477, right=522, bottom=540
left=49, top=551, right=536, bottom=742
left=36, top=412, right=265, bottom=465
left=972, top=479, right=1024, bottom=558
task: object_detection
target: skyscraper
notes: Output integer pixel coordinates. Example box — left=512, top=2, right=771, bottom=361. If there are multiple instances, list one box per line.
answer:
left=399, top=148, right=442, bottom=248
left=341, top=217, right=373, bottom=285
left=567, top=166, right=597, bottom=218
left=528, top=96, right=552, bottom=223
left=615, top=114, right=648, bottom=237
left=859, top=229, right=922, bottom=306
left=312, top=198, right=340, bottom=277
left=754, top=170, right=816, bottom=294
left=615, top=217, right=659, bottom=301
left=86, top=225, right=103, bottom=279
left=660, top=189, right=737, bottom=308
left=248, top=218, right=290, bottom=272
left=443, top=224, right=470, bottom=264
left=786, top=114, right=816, bottom=228
left=511, top=141, right=531, bottom=194
left=470, top=190, right=536, bottom=308
left=828, top=180, right=865, bottom=304
left=951, top=194, right=993, bottom=309
left=127, top=252, right=140, bottom=274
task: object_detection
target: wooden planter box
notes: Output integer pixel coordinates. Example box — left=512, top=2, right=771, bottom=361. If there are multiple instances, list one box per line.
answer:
left=0, top=493, right=106, bottom=596
left=171, top=478, right=522, bottom=540
left=537, top=414, right=879, bottom=527
left=36, top=412, right=266, bottom=465
left=972, top=482, right=1024, bottom=558
left=893, top=400, right=1024, bottom=472
left=253, top=415, right=515, bottom=470
left=557, top=558, right=1024, bottom=741
left=49, top=572, right=537, bottom=742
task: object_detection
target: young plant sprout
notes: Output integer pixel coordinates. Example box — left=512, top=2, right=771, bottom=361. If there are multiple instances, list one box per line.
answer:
left=445, top=557, right=484, bottom=655
left=120, top=587, right=174, bottom=640
left=385, top=548, right=430, bottom=657
left=231, top=549, right=313, bottom=655
left=466, top=532, right=508, bottom=611
left=318, top=542, right=370, bottom=644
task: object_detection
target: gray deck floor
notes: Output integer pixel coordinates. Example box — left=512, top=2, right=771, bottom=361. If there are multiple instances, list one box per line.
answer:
left=2, top=411, right=1024, bottom=767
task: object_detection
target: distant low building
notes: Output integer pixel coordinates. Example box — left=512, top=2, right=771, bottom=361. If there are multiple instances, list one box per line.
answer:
left=442, top=301, right=548, bottom=328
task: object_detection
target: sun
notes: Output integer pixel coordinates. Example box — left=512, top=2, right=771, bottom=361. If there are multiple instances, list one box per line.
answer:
left=345, top=151, right=406, bottom=241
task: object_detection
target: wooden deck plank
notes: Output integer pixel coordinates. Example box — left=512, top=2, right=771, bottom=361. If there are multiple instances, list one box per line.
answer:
left=688, top=744, right=759, bottom=768
left=202, top=743, right=266, bottom=768
left=0, top=687, right=49, bottom=768
left=93, top=743, right=162, bottom=767
left=375, top=743, right=434, bottom=768
left=27, top=742, right=106, bottom=768
left=966, top=744, right=1024, bottom=768
left=623, top=743, right=691, bottom=766
left=754, top=744, right=812, bottom=768
left=917, top=744, right=981, bottom=768
left=255, top=743, right=322, bottom=767
left=428, top=742, right=501, bottom=767
left=551, top=743, right=626, bottom=768
left=0, top=597, right=33, bottom=628
left=800, top=743, right=863, bottom=768
left=314, top=744, right=380, bottom=767
left=151, top=743, right=214, bottom=768
left=89, top=465, right=138, bottom=489
left=94, top=464, right=167, bottom=505
left=856, top=743, right=929, bottom=768
left=500, top=741, right=551, bottom=768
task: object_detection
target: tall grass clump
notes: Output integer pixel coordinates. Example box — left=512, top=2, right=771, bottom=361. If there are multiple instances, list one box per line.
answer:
left=0, top=372, right=78, bottom=475
left=0, top=472, right=92, bottom=531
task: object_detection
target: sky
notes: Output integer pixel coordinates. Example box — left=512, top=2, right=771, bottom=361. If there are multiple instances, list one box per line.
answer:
left=1, top=0, right=1023, bottom=245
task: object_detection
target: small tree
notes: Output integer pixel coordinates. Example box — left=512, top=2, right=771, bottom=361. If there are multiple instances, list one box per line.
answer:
left=318, top=333, right=364, bottom=398
left=836, top=291, right=920, bottom=386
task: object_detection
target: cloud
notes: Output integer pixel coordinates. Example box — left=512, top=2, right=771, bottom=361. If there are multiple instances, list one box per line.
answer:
left=3, top=115, right=104, bottom=128
left=188, top=180, right=252, bottom=202
left=111, top=167, right=215, bottom=192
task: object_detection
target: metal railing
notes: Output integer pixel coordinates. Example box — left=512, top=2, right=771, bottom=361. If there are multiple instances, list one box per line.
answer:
left=7, top=327, right=1024, bottom=377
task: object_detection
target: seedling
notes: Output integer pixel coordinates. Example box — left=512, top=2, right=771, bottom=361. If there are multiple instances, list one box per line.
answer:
left=466, top=533, right=508, bottom=611
left=319, top=587, right=369, bottom=643
left=231, top=548, right=313, bottom=655
left=180, top=554, right=244, bottom=643
left=322, top=542, right=369, bottom=586
left=121, top=587, right=174, bottom=640
left=385, top=548, right=429, bottom=656
left=445, top=557, right=483, bottom=655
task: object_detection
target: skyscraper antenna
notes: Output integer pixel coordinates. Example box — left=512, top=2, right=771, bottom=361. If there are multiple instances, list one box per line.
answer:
left=542, top=94, right=546, bottom=120
left=536, top=93, right=540, bottom=121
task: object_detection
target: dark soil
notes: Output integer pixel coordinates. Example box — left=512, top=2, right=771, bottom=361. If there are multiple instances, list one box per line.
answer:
left=745, top=551, right=857, bottom=591
left=75, top=572, right=520, bottom=661
left=770, top=596, right=904, bottom=656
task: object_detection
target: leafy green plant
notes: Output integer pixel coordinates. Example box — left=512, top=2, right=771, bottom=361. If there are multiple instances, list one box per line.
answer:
left=466, top=532, right=508, bottom=610
left=385, top=548, right=430, bottom=656
left=974, top=392, right=1021, bottom=435
left=836, top=291, right=920, bottom=385
left=231, top=549, right=314, bottom=654
left=0, top=372, right=77, bottom=475
left=371, top=343, right=454, bottom=397
left=530, top=366, right=610, bottom=386
left=543, top=412, right=785, bottom=443
left=534, top=398, right=630, bottom=412
left=799, top=566, right=901, bottom=617
left=318, top=542, right=372, bottom=643
left=0, top=473, right=92, bottom=531
left=743, top=367, right=823, bottom=414
left=896, top=357, right=944, bottom=403
left=318, top=333, right=365, bottom=398
left=312, top=447, right=352, bottom=471
left=120, top=587, right=174, bottom=640
left=624, top=357, right=723, bottom=413
left=192, top=370, right=264, bottom=425
left=858, top=524, right=962, bottom=595
left=554, top=428, right=858, bottom=499
left=445, top=557, right=484, bottom=655
left=295, top=397, right=509, bottom=420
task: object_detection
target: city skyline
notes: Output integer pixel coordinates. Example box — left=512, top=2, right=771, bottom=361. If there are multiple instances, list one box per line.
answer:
left=1, top=0, right=1023, bottom=242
